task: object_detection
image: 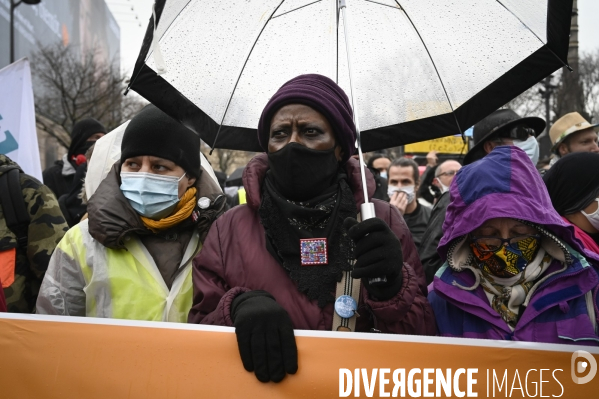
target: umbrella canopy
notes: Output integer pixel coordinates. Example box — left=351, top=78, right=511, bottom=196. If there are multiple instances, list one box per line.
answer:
left=128, top=0, right=572, bottom=152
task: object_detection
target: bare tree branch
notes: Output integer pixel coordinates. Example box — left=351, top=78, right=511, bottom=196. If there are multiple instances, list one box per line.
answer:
left=35, top=114, right=70, bottom=148
left=31, top=43, right=146, bottom=149
left=504, top=51, right=599, bottom=126
left=505, top=81, right=547, bottom=120
left=579, top=49, right=599, bottom=123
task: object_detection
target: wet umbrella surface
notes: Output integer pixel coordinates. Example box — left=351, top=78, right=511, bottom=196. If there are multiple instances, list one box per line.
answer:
left=128, top=0, right=572, bottom=152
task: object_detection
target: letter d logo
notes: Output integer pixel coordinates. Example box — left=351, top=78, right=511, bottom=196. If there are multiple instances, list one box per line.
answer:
left=571, top=350, right=597, bottom=384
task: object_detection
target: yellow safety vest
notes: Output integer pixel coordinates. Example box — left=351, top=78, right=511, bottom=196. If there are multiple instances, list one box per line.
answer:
left=238, top=187, right=247, bottom=205
left=55, top=220, right=196, bottom=322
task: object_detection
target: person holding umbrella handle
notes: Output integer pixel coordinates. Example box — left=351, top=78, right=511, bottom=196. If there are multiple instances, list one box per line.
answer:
left=189, top=74, right=436, bottom=382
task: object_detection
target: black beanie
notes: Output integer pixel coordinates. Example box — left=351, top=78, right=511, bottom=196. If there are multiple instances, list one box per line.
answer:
left=121, top=104, right=201, bottom=178
left=68, top=118, right=107, bottom=160
left=543, top=152, right=599, bottom=215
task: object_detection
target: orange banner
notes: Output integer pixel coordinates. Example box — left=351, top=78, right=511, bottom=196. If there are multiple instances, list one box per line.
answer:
left=0, top=314, right=598, bottom=398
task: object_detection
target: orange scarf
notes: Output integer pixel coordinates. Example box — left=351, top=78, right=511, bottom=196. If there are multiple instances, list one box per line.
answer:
left=141, top=187, right=197, bottom=232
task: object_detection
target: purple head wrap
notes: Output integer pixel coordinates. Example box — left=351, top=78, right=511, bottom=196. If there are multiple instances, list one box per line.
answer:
left=257, top=74, right=357, bottom=163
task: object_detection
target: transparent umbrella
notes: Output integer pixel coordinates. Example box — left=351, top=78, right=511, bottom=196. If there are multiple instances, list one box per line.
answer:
left=128, top=0, right=572, bottom=224
left=128, top=0, right=572, bottom=153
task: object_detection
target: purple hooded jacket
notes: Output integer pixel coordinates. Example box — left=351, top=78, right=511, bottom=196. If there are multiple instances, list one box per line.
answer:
left=429, top=146, right=599, bottom=345
left=189, top=154, right=436, bottom=335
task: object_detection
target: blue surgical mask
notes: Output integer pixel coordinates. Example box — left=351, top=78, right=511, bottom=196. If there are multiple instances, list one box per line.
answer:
left=513, top=136, right=539, bottom=166
left=120, top=172, right=185, bottom=220
left=379, top=171, right=388, bottom=179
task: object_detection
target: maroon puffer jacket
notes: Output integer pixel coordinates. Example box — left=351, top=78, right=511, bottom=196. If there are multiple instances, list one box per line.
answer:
left=189, top=154, right=436, bottom=335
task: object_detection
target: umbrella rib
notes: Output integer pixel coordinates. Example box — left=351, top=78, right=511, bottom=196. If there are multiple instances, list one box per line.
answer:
left=494, top=0, right=571, bottom=71
left=394, top=1, right=463, bottom=136
left=211, top=1, right=288, bottom=153
left=272, top=0, right=322, bottom=19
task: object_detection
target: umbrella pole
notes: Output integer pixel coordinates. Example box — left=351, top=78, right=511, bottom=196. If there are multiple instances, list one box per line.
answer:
left=339, top=0, right=375, bottom=221
left=340, top=0, right=386, bottom=285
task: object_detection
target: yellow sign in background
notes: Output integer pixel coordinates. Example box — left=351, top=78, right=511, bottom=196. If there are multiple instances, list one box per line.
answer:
left=0, top=314, right=597, bottom=398
left=403, top=101, right=469, bottom=155
left=404, top=136, right=468, bottom=155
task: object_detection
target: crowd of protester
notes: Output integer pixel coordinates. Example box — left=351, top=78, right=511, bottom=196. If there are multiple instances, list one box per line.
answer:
left=1, top=73, right=599, bottom=383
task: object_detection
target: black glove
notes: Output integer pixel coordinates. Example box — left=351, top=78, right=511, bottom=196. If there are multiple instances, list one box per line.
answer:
left=231, top=291, right=298, bottom=382
left=344, top=217, right=404, bottom=301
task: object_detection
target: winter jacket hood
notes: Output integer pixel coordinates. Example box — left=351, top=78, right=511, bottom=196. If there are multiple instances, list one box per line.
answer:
left=87, top=163, right=225, bottom=250
left=439, top=146, right=590, bottom=262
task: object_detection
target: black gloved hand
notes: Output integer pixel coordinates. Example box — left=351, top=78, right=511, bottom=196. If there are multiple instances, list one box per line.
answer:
left=344, top=217, right=404, bottom=301
left=231, top=291, right=298, bottom=382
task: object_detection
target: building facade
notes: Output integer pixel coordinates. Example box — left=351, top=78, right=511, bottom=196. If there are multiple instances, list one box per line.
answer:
left=0, top=0, right=120, bottom=168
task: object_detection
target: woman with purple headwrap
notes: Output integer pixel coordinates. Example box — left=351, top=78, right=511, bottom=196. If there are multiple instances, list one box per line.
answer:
left=189, top=74, right=436, bottom=383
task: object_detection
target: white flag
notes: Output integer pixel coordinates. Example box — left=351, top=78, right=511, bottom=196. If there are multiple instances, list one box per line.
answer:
left=0, top=58, right=42, bottom=181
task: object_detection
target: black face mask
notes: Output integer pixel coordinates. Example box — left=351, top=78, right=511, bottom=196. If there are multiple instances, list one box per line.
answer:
left=268, top=142, right=340, bottom=201
left=73, top=140, right=94, bottom=157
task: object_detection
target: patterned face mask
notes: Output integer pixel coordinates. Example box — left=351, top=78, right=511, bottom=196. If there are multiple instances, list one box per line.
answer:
left=470, top=235, right=541, bottom=278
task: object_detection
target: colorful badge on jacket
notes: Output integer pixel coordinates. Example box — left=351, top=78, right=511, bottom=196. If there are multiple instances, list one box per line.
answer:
left=300, top=238, right=328, bottom=265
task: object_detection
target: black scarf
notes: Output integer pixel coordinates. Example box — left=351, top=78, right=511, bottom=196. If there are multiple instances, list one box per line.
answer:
left=259, top=172, right=357, bottom=307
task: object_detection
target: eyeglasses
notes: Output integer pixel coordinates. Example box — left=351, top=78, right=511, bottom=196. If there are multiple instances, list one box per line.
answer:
left=470, top=234, right=540, bottom=253
left=437, top=170, right=459, bottom=178
left=496, top=125, right=536, bottom=141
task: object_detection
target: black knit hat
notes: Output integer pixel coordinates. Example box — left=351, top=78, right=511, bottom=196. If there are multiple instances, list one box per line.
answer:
left=68, top=118, right=107, bottom=160
left=121, top=104, right=201, bottom=178
left=543, top=152, right=599, bottom=215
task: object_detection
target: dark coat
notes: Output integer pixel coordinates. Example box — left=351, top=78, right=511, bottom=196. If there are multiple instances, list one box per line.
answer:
left=418, top=191, right=451, bottom=285
left=0, top=155, right=68, bottom=312
left=58, top=162, right=88, bottom=227
left=42, top=160, right=74, bottom=199
left=189, top=154, right=436, bottom=335
left=403, top=202, right=431, bottom=249
left=367, top=167, right=389, bottom=202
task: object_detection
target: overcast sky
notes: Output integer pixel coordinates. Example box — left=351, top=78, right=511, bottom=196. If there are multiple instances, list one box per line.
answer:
left=106, top=0, right=153, bottom=76
left=108, top=0, right=599, bottom=78
left=577, top=0, right=599, bottom=55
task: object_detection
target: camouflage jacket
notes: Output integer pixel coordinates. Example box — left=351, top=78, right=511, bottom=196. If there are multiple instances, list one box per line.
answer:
left=0, top=155, right=68, bottom=313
